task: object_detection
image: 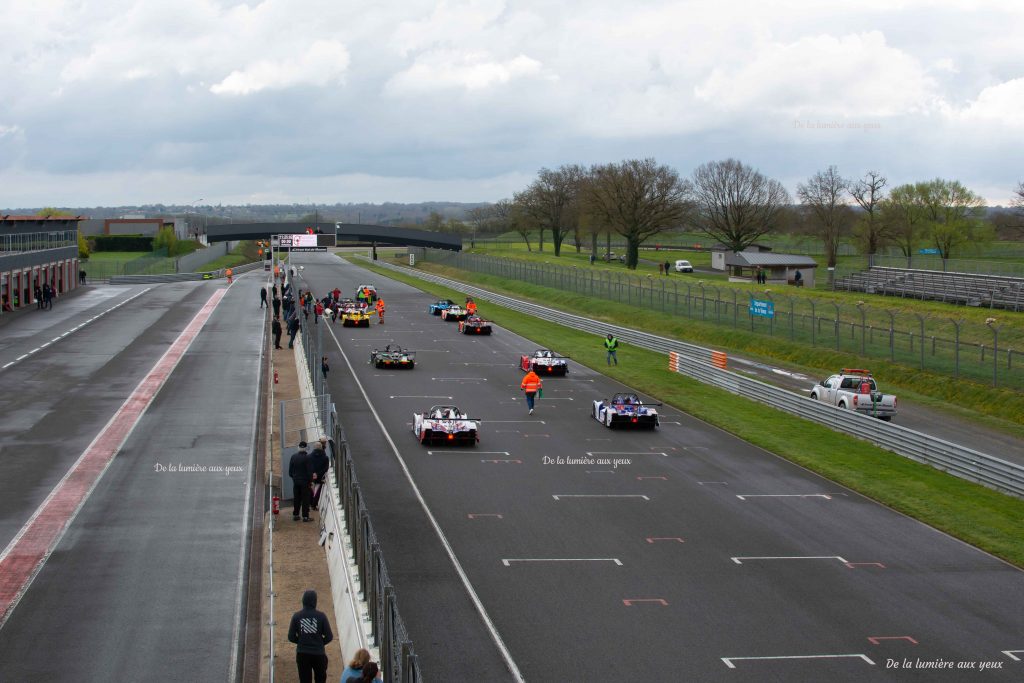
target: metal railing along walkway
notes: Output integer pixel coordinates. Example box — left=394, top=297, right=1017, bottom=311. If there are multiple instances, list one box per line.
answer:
left=363, top=257, right=1024, bottom=499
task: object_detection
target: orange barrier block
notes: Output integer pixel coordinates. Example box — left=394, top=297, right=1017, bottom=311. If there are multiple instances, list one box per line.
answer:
left=711, top=351, right=728, bottom=369
left=669, top=351, right=679, bottom=372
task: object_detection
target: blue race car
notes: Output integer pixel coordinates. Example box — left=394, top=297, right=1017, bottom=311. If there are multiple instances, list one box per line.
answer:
left=592, top=393, right=660, bottom=429
left=428, top=299, right=456, bottom=315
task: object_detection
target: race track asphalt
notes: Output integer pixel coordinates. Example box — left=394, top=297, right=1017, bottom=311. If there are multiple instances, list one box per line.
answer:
left=294, top=251, right=1024, bottom=682
left=0, top=275, right=263, bottom=682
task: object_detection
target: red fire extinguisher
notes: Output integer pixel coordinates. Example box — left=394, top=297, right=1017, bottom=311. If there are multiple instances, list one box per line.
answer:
left=274, top=369, right=279, bottom=384
left=272, top=496, right=280, bottom=515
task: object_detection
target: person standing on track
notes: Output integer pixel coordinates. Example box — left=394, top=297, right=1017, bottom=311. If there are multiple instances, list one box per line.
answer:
left=521, top=369, right=542, bottom=415
left=605, top=334, right=619, bottom=366
left=375, top=297, right=385, bottom=324
left=466, top=298, right=477, bottom=316
left=226, top=267, right=233, bottom=284
left=261, top=286, right=268, bottom=308
left=288, top=589, right=333, bottom=683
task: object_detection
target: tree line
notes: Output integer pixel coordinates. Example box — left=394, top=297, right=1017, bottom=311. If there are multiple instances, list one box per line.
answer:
left=463, top=159, right=1024, bottom=271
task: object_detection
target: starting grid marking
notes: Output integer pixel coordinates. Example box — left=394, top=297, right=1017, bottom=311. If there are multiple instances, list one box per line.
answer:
left=553, top=494, right=649, bottom=501
left=732, top=556, right=848, bottom=565
left=736, top=494, right=847, bottom=501
left=502, top=558, right=623, bottom=566
left=721, top=654, right=875, bottom=669
left=586, top=451, right=668, bottom=457
left=427, top=450, right=510, bottom=455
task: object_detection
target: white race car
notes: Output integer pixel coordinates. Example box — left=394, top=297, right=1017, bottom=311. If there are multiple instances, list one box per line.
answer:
left=592, top=393, right=660, bottom=429
left=413, top=406, right=479, bottom=445
left=519, top=349, right=568, bottom=375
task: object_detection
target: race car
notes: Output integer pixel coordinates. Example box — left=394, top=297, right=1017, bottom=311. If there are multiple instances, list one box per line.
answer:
left=412, top=406, right=479, bottom=445
left=341, top=307, right=372, bottom=327
left=592, top=393, right=660, bottom=429
left=459, top=315, right=493, bottom=335
left=520, top=349, right=568, bottom=375
left=355, top=284, right=378, bottom=303
left=428, top=299, right=456, bottom=315
left=441, top=305, right=469, bottom=322
left=370, top=345, right=416, bottom=369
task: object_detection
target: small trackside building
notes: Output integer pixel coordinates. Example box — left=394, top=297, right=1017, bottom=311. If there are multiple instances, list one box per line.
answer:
left=1, top=215, right=83, bottom=313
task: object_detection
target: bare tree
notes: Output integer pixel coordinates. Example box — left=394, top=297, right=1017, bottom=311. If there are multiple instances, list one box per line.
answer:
left=797, top=166, right=852, bottom=280
left=514, top=165, right=585, bottom=256
left=690, top=159, right=790, bottom=273
left=848, top=171, right=889, bottom=258
left=586, top=158, right=692, bottom=269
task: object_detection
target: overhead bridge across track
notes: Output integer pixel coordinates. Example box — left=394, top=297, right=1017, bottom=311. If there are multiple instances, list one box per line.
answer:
left=205, top=222, right=462, bottom=251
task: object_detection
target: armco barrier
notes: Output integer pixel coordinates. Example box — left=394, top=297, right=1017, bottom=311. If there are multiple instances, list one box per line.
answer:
left=108, top=260, right=264, bottom=284
left=362, top=257, right=1024, bottom=499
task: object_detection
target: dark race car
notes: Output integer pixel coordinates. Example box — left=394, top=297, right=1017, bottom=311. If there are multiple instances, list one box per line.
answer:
left=412, top=405, right=479, bottom=445
left=592, top=393, right=660, bottom=429
left=370, top=345, right=416, bottom=369
left=520, top=348, right=568, bottom=375
left=459, top=315, right=493, bottom=335
left=428, top=299, right=456, bottom=315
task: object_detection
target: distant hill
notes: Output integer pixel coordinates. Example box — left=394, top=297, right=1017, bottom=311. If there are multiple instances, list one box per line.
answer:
left=2, top=202, right=490, bottom=225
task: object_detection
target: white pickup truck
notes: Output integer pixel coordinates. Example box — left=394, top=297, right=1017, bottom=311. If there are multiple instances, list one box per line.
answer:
left=809, top=369, right=897, bottom=421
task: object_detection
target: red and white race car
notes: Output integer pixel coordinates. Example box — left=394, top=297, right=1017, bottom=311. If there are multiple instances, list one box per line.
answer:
left=412, top=406, right=479, bottom=445
left=519, top=349, right=568, bottom=375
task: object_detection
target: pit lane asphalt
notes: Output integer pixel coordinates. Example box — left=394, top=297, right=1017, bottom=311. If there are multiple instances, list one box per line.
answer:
left=297, top=251, right=1024, bottom=682
left=0, top=276, right=262, bottom=681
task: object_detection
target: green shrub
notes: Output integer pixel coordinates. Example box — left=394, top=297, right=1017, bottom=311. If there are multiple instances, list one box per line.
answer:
left=92, top=234, right=153, bottom=252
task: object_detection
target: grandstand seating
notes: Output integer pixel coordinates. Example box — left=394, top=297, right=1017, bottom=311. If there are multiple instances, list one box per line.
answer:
left=834, top=266, right=1024, bottom=311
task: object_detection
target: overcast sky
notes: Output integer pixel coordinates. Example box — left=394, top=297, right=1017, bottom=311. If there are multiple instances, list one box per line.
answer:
left=2, top=0, right=1022, bottom=208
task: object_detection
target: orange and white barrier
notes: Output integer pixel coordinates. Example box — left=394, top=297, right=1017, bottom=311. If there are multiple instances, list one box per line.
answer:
left=668, top=352, right=679, bottom=372
left=711, top=351, right=728, bottom=370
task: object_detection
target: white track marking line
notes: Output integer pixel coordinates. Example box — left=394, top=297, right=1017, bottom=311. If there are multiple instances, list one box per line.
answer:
left=428, top=450, right=510, bottom=455
left=722, top=654, right=875, bottom=669
left=324, top=324, right=525, bottom=682
left=502, top=558, right=623, bottom=566
left=552, top=495, right=649, bottom=500
left=731, top=556, right=848, bottom=565
left=389, top=395, right=452, bottom=399
left=587, top=451, right=668, bottom=457
left=1, top=288, right=152, bottom=373
left=736, top=494, right=846, bottom=501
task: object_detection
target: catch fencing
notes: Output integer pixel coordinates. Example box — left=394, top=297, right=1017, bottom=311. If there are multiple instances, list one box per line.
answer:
left=295, top=297, right=423, bottom=683
left=414, top=249, right=1023, bottom=391
left=363, top=256, right=1024, bottom=499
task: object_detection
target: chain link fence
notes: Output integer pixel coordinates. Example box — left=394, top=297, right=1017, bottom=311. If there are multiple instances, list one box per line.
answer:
left=417, top=249, right=1024, bottom=391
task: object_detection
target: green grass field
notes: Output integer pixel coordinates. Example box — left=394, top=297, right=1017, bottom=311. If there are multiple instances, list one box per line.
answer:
left=349, top=255, right=1024, bottom=568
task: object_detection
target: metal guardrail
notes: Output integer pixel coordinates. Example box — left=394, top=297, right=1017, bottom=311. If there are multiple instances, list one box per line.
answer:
left=363, top=257, right=1024, bottom=499
left=296, top=286, right=422, bottom=683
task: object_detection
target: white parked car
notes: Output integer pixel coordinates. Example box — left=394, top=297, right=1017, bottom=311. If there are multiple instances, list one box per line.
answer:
left=674, top=259, right=693, bottom=273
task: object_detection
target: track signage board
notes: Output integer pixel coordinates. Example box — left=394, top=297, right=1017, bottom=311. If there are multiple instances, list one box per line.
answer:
left=748, top=299, right=774, bottom=318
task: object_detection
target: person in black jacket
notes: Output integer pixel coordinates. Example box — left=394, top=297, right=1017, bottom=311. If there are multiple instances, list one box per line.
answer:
left=288, top=589, right=333, bottom=683
left=272, top=317, right=283, bottom=349
left=309, top=436, right=330, bottom=510
left=289, top=442, right=313, bottom=521
left=260, top=286, right=268, bottom=308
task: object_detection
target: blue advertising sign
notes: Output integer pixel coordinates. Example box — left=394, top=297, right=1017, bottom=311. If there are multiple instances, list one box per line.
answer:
left=919, top=248, right=940, bottom=255
left=749, top=299, right=774, bottom=318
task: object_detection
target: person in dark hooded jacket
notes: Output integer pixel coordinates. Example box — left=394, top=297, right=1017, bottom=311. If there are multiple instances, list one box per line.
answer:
left=288, top=589, right=333, bottom=683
